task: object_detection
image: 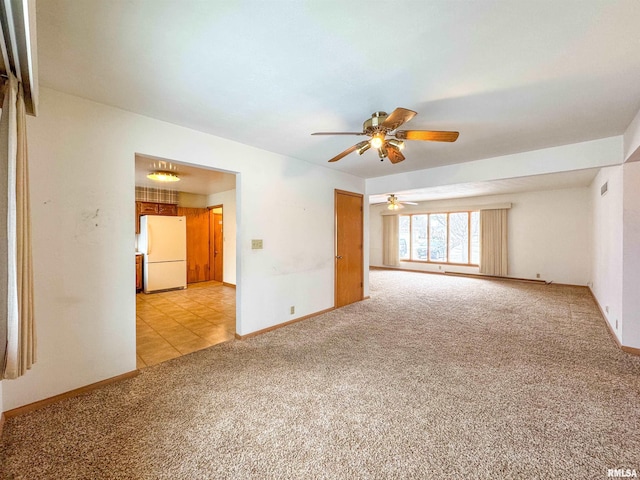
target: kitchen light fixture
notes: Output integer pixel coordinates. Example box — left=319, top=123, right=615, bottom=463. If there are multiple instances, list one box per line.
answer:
left=147, top=171, right=180, bottom=182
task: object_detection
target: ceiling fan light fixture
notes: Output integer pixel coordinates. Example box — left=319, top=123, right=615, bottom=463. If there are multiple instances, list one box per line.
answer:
left=387, top=202, right=403, bottom=210
left=370, top=134, right=385, bottom=149
left=147, top=171, right=180, bottom=182
left=388, top=139, right=405, bottom=151
left=357, top=142, right=371, bottom=155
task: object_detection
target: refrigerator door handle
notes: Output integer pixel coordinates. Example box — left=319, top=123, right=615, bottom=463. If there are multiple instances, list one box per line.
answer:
left=148, top=224, right=152, bottom=255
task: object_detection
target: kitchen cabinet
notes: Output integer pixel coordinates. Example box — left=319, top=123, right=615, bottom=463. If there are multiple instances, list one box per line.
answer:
left=158, top=203, right=178, bottom=215
left=136, top=254, right=143, bottom=292
left=135, top=201, right=178, bottom=233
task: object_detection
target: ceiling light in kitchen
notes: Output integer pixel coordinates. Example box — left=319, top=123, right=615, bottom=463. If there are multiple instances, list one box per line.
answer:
left=147, top=171, right=180, bottom=182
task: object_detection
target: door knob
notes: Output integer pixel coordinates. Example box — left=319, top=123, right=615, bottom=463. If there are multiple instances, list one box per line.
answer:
left=336, top=255, right=343, bottom=259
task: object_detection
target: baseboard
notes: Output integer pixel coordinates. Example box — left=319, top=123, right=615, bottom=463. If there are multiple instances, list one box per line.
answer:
left=222, top=282, right=236, bottom=288
left=3, top=370, right=139, bottom=418
left=236, top=307, right=336, bottom=340
left=370, top=265, right=546, bottom=284
left=588, top=287, right=640, bottom=356
left=621, top=344, right=640, bottom=356
left=589, top=288, right=622, bottom=348
left=443, top=271, right=547, bottom=284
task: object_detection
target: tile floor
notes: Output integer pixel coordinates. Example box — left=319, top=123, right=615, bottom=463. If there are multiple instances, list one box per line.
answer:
left=136, top=281, right=236, bottom=368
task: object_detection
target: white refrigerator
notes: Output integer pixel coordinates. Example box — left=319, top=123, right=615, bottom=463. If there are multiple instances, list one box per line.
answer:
left=138, top=215, right=187, bottom=293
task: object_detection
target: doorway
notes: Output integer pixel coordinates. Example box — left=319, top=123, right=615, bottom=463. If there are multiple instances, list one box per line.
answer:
left=335, top=189, right=364, bottom=307
left=178, top=205, right=224, bottom=285
left=209, top=206, right=223, bottom=282
left=134, top=154, right=238, bottom=368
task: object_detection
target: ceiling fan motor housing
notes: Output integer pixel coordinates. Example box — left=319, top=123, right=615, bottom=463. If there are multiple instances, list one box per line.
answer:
left=363, top=111, right=389, bottom=134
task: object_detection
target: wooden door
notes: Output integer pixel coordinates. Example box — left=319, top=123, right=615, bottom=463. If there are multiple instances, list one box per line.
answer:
left=210, top=211, right=223, bottom=282
left=335, top=189, right=363, bottom=307
left=178, top=207, right=210, bottom=283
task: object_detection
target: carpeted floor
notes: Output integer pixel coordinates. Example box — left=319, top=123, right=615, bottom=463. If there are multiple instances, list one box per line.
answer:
left=2, top=270, right=640, bottom=479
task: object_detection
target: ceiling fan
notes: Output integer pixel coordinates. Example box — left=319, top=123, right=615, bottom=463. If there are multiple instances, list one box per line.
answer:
left=312, top=107, right=459, bottom=164
left=374, top=194, right=418, bottom=210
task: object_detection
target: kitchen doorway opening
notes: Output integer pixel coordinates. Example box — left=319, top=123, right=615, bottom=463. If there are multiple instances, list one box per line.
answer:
left=134, top=154, right=238, bottom=368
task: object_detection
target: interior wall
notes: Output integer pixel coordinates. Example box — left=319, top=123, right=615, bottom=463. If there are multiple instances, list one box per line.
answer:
left=624, top=105, right=640, bottom=162
left=177, top=192, right=208, bottom=208
left=2, top=88, right=364, bottom=411
left=370, top=187, right=591, bottom=285
left=589, top=166, right=624, bottom=342
left=207, top=189, right=236, bottom=285
left=622, top=161, right=640, bottom=348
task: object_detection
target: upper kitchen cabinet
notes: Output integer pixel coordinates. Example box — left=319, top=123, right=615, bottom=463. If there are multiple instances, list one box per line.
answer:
left=158, top=203, right=178, bottom=215
left=135, top=201, right=178, bottom=233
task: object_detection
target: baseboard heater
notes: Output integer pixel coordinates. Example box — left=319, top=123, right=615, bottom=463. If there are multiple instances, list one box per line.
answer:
left=442, top=271, right=547, bottom=284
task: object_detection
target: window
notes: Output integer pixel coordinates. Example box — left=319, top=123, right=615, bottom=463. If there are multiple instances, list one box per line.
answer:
left=399, top=211, right=480, bottom=265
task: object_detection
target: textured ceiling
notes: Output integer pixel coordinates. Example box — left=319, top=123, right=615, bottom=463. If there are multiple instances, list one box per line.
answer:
left=37, top=1, right=640, bottom=179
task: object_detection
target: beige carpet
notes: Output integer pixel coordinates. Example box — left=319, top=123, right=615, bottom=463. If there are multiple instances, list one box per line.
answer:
left=2, top=270, right=640, bottom=479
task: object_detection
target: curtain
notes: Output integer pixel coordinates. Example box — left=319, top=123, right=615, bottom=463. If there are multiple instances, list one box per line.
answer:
left=1, top=72, right=35, bottom=379
left=382, top=215, right=400, bottom=267
left=479, top=209, right=508, bottom=277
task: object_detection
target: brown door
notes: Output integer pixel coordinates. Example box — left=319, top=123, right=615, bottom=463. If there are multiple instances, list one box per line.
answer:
left=335, top=189, right=363, bottom=307
left=212, top=211, right=223, bottom=282
left=178, top=207, right=210, bottom=283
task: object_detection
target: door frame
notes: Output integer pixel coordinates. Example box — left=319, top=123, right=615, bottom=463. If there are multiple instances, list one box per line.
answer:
left=334, top=189, right=364, bottom=307
left=208, top=204, right=224, bottom=283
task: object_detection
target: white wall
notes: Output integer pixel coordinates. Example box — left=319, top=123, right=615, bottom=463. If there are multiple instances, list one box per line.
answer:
left=590, top=166, right=624, bottom=342
left=178, top=192, right=208, bottom=208
left=622, top=161, right=640, bottom=349
left=370, top=187, right=591, bottom=285
left=2, top=88, right=364, bottom=411
left=207, top=189, right=237, bottom=285
left=624, top=106, right=640, bottom=162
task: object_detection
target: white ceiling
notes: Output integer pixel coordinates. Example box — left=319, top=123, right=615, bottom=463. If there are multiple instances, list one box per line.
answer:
left=368, top=168, right=600, bottom=204
left=135, top=154, right=236, bottom=196
left=37, top=1, right=640, bottom=181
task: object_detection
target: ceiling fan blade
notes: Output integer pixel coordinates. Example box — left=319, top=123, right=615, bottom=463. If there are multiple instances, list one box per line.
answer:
left=311, top=132, right=366, bottom=136
left=403, top=201, right=418, bottom=205
left=395, top=130, right=459, bottom=142
left=386, top=145, right=405, bottom=164
left=328, top=141, right=368, bottom=162
left=381, top=108, right=417, bottom=131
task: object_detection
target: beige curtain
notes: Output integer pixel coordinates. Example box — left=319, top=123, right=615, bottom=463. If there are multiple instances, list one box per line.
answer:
left=382, top=215, right=400, bottom=267
left=479, top=209, right=508, bottom=277
left=1, top=72, right=35, bottom=379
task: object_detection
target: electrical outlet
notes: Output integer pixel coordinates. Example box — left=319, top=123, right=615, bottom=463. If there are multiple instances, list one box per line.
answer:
left=616, top=319, right=618, bottom=330
left=536, top=273, right=540, bottom=279
left=438, top=265, right=442, bottom=270
left=251, top=239, right=263, bottom=249
left=290, top=306, right=295, bottom=315
left=605, top=305, right=609, bottom=314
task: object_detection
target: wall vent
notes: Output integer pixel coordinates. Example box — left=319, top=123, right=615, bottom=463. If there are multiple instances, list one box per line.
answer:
left=601, top=181, right=608, bottom=197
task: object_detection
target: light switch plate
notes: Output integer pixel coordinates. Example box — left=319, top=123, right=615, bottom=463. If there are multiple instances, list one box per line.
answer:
left=251, top=239, right=263, bottom=249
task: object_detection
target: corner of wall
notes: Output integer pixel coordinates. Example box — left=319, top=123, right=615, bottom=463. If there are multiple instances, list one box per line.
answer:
left=623, top=106, right=640, bottom=162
